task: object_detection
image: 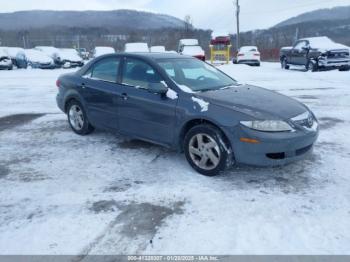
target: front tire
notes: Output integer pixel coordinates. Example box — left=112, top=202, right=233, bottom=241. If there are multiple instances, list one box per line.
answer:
left=307, top=59, right=318, bottom=72
left=67, top=100, right=94, bottom=135
left=281, top=57, right=289, bottom=69
left=184, top=124, right=233, bottom=176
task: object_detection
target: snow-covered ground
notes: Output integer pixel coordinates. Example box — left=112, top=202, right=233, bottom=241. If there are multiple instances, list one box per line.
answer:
left=0, top=63, right=350, bottom=255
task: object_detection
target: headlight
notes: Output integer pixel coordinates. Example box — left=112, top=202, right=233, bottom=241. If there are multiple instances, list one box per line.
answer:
left=240, top=120, right=293, bottom=132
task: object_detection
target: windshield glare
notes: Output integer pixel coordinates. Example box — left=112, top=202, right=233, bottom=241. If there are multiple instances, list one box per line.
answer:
left=157, top=58, right=237, bottom=92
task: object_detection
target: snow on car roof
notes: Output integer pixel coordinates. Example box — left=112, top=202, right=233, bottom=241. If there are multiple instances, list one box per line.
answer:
left=94, top=47, right=115, bottom=57
left=150, top=46, right=166, bottom=53
left=181, top=45, right=205, bottom=56
left=22, top=49, right=53, bottom=63
left=125, top=43, right=149, bottom=52
left=59, top=49, right=82, bottom=61
left=35, top=46, right=60, bottom=55
left=301, top=36, right=349, bottom=50
left=240, top=46, right=258, bottom=52
left=0, top=48, right=9, bottom=57
left=211, top=31, right=230, bottom=38
left=1, top=47, right=24, bottom=58
left=179, top=39, right=199, bottom=46
left=95, top=46, right=115, bottom=51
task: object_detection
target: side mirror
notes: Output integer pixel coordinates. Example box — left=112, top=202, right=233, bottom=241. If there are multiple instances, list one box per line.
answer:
left=148, top=82, right=168, bottom=95
left=302, top=46, right=310, bottom=51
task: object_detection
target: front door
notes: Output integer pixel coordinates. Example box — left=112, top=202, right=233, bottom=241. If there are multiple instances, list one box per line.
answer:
left=80, top=57, right=122, bottom=129
left=291, top=41, right=308, bottom=65
left=118, top=57, right=177, bottom=146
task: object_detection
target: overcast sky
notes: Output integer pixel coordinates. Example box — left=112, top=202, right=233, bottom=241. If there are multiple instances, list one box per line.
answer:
left=1, top=0, right=350, bottom=32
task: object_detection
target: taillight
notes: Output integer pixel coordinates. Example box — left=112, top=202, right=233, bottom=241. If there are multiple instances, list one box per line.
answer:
left=56, top=79, right=61, bottom=88
left=237, top=53, right=244, bottom=56
left=254, top=53, right=260, bottom=56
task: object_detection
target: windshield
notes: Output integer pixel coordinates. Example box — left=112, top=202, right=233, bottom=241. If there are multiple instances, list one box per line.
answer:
left=157, top=58, right=237, bottom=92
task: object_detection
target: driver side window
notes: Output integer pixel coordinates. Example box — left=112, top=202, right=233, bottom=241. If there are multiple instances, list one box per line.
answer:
left=294, top=41, right=307, bottom=50
left=122, top=58, right=163, bottom=90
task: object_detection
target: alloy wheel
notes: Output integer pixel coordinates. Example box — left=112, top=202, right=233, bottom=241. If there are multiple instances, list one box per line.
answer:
left=188, top=133, right=221, bottom=170
left=69, top=105, right=84, bottom=131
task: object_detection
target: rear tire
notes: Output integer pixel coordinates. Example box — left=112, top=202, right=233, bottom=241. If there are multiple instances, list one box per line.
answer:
left=184, top=124, right=233, bottom=176
left=67, top=100, right=94, bottom=135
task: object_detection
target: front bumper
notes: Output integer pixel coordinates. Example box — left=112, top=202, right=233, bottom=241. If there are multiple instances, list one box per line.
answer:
left=30, top=63, right=56, bottom=69
left=318, top=58, right=350, bottom=68
left=62, top=60, right=84, bottom=68
left=227, top=124, right=319, bottom=166
left=0, top=65, right=12, bottom=70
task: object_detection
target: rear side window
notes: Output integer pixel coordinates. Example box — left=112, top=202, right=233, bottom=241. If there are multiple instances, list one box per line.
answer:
left=294, top=41, right=307, bottom=50
left=85, top=58, right=120, bottom=82
left=122, top=58, right=162, bottom=89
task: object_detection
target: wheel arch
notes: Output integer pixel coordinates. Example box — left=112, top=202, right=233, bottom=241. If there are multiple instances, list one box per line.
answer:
left=63, top=91, right=85, bottom=113
left=178, top=118, right=231, bottom=152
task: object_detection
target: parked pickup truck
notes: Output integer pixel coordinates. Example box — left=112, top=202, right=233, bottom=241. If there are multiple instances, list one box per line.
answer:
left=280, top=36, right=350, bottom=72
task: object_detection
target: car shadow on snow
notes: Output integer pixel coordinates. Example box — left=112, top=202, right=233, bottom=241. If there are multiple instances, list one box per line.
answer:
left=215, top=152, right=328, bottom=194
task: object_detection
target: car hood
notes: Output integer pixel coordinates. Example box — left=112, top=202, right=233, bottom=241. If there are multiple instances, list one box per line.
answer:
left=194, top=85, right=307, bottom=120
left=281, top=46, right=293, bottom=51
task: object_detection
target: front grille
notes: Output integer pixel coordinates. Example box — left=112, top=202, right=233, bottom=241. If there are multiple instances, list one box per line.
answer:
left=327, top=51, right=349, bottom=59
left=266, top=152, right=285, bottom=160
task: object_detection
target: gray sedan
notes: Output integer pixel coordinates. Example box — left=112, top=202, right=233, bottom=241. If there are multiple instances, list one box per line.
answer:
left=56, top=53, right=319, bottom=176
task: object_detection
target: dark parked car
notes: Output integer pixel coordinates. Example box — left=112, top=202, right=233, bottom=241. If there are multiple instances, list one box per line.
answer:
left=16, top=49, right=56, bottom=69
left=59, top=49, right=84, bottom=68
left=280, top=36, right=350, bottom=72
left=56, top=53, right=319, bottom=176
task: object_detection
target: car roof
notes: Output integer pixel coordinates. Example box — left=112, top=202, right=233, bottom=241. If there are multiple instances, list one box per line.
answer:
left=99, top=52, right=191, bottom=60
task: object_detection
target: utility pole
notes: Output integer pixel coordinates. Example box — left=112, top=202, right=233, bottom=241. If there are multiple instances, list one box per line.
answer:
left=235, top=0, right=240, bottom=51
left=295, top=27, right=299, bottom=42
left=22, top=35, right=26, bottom=49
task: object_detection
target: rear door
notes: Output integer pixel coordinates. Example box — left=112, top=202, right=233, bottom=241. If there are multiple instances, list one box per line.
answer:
left=80, top=57, right=122, bottom=129
left=117, top=57, right=177, bottom=146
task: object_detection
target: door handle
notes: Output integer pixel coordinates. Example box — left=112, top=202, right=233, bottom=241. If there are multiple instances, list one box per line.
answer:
left=80, top=83, right=86, bottom=89
left=121, top=93, right=128, bottom=101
